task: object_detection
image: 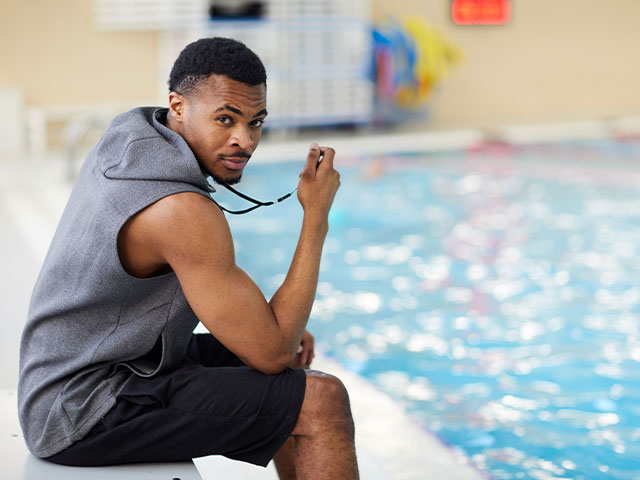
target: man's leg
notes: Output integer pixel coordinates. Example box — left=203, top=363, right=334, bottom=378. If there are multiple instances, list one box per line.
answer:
left=290, top=371, right=359, bottom=480
left=44, top=362, right=306, bottom=467
left=192, top=335, right=357, bottom=479
left=273, top=437, right=297, bottom=480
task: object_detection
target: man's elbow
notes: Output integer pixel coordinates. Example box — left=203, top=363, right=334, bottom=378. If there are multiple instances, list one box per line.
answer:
left=246, top=351, right=295, bottom=375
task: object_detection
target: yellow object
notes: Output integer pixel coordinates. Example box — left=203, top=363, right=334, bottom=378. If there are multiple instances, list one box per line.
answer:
left=403, top=17, right=462, bottom=105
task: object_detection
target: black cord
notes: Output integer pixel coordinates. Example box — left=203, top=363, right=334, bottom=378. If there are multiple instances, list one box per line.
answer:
left=213, top=183, right=297, bottom=215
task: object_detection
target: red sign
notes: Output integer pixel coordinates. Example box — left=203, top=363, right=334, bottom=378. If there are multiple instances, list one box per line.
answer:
left=452, top=0, right=512, bottom=25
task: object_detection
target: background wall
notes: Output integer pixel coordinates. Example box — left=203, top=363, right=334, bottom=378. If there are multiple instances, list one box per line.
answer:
left=0, top=0, right=158, bottom=106
left=1, top=0, right=639, bottom=131
left=373, top=0, right=640, bottom=129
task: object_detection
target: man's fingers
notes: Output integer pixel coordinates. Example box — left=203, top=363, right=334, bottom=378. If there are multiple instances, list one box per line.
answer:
left=303, top=335, right=314, bottom=366
left=300, top=144, right=336, bottom=179
left=300, top=142, right=321, bottom=179
left=302, top=351, right=312, bottom=368
left=318, top=146, right=335, bottom=170
left=305, top=347, right=315, bottom=366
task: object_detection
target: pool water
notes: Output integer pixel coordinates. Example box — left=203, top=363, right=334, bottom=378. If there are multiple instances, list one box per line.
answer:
left=215, top=139, right=640, bottom=480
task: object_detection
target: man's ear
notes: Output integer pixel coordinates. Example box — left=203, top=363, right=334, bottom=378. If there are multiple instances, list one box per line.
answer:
left=168, top=91, right=186, bottom=122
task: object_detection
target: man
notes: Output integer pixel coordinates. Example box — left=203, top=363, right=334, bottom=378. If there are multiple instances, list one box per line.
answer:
left=19, top=37, right=359, bottom=479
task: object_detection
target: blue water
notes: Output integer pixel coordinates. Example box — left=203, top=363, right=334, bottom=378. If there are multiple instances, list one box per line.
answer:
left=216, top=139, right=640, bottom=480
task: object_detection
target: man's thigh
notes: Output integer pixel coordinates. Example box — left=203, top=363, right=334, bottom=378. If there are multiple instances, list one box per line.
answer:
left=46, top=354, right=306, bottom=467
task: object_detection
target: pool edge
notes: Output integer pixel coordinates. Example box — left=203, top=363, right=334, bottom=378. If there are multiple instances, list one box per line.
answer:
left=312, top=352, right=489, bottom=480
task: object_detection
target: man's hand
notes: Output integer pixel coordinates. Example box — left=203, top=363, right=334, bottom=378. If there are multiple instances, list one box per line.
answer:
left=297, top=143, right=340, bottom=227
left=290, top=330, right=315, bottom=369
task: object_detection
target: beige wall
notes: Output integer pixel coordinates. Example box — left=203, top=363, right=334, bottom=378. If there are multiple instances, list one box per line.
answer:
left=1, top=0, right=639, bottom=130
left=0, top=0, right=158, bottom=106
left=373, top=0, right=640, bottom=129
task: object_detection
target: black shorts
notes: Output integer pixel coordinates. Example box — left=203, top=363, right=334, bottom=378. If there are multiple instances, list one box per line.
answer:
left=46, top=334, right=306, bottom=467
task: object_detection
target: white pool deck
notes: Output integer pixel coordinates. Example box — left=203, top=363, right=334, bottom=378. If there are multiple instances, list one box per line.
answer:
left=5, top=118, right=639, bottom=478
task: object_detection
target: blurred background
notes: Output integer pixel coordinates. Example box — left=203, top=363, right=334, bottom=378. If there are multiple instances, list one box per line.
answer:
left=2, top=0, right=640, bottom=158
left=2, top=1, right=640, bottom=479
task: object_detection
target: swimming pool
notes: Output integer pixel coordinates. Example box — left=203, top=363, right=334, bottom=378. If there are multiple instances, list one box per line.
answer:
left=216, top=138, right=640, bottom=480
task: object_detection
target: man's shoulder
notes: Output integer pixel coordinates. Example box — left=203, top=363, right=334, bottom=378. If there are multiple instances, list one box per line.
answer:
left=121, top=191, right=231, bottom=273
left=144, top=191, right=223, bottom=227
left=159, top=190, right=218, bottom=212
left=140, top=191, right=228, bottom=244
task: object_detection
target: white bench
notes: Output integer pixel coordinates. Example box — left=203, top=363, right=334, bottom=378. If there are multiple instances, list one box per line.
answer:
left=1, top=390, right=202, bottom=480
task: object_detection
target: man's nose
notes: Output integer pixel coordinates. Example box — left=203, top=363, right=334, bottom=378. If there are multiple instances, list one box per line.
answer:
left=229, top=125, right=253, bottom=149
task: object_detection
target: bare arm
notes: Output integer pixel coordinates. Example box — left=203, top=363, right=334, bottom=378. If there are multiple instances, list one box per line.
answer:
left=268, top=144, right=339, bottom=366
left=118, top=144, right=339, bottom=374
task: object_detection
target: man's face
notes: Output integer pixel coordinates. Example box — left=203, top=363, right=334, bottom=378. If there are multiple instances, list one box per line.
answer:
left=170, top=74, right=267, bottom=185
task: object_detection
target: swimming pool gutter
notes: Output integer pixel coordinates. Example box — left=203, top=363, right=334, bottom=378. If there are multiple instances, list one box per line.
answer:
left=251, top=115, right=640, bottom=164
left=252, top=129, right=484, bottom=163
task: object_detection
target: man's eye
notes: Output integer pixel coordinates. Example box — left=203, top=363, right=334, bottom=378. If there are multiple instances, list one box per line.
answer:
left=218, top=117, right=232, bottom=124
left=251, top=119, right=264, bottom=127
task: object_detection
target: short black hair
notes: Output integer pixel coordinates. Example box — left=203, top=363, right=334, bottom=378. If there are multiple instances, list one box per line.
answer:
left=168, top=37, right=266, bottom=95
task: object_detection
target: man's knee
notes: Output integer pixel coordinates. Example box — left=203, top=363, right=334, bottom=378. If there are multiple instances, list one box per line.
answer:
left=293, top=370, right=354, bottom=437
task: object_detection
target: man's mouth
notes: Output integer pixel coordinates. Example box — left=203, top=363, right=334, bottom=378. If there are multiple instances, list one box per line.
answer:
left=221, top=158, right=248, bottom=170
left=219, top=154, right=250, bottom=171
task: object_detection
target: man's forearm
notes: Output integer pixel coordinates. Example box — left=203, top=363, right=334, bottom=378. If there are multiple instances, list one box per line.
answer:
left=265, top=143, right=340, bottom=366
left=268, top=214, right=328, bottom=359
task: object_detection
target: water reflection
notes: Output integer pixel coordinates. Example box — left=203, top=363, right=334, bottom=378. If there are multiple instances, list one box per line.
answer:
left=229, top=139, right=640, bottom=480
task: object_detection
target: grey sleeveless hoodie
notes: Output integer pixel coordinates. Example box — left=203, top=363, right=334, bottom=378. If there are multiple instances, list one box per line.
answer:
left=18, top=107, right=214, bottom=458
